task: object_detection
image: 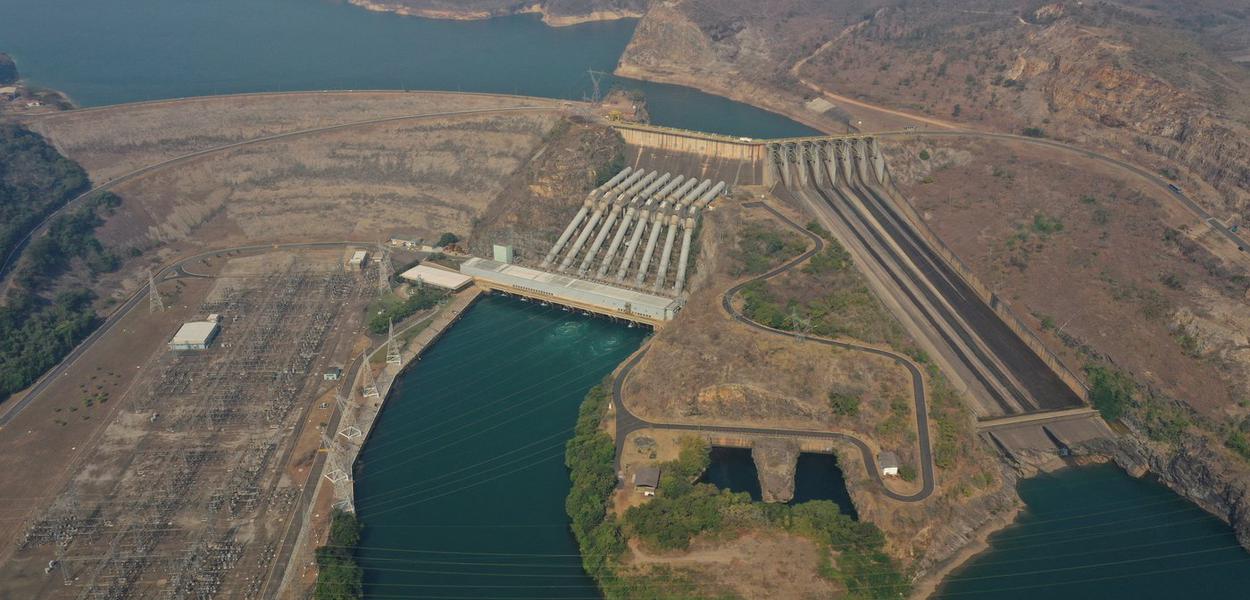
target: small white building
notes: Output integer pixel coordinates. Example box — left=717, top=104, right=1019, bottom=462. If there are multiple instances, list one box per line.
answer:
left=399, top=264, right=472, bottom=291
left=878, top=451, right=900, bottom=477
left=348, top=250, right=369, bottom=269
left=169, top=321, right=220, bottom=351
left=492, top=244, right=515, bottom=264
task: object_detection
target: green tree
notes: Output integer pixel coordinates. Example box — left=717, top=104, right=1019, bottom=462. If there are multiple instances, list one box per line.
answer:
left=436, top=232, right=460, bottom=247
left=1085, top=364, right=1135, bottom=421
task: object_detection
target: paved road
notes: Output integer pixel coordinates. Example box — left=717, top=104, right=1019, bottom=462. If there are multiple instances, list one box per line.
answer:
left=0, top=104, right=557, bottom=280
left=613, top=201, right=935, bottom=502
left=0, top=241, right=372, bottom=429
left=879, top=130, right=1249, bottom=256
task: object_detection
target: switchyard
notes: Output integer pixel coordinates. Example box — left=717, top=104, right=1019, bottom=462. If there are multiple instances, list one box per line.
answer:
left=4, top=251, right=374, bottom=599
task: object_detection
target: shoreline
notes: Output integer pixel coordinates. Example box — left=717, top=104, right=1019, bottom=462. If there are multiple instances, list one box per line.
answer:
left=346, top=0, right=641, bottom=27
left=907, top=503, right=1022, bottom=599
left=276, top=286, right=482, bottom=597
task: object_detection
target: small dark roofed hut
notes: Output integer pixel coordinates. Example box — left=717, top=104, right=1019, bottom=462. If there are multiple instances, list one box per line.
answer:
left=633, top=465, right=661, bottom=493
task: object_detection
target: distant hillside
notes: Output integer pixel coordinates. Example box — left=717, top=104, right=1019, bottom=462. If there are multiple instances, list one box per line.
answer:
left=347, top=0, right=645, bottom=25
left=619, top=0, right=1250, bottom=223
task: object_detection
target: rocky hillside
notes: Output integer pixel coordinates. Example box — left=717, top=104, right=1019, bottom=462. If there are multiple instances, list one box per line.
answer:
left=620, top=0, right=1250, bottom=226
left=348, top=0, right=645, bottom=25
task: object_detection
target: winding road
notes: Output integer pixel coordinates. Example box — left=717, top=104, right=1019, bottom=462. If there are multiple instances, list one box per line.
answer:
left=612, top=200, right=935, bottom=502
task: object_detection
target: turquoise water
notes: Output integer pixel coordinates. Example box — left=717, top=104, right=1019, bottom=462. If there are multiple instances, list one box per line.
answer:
left=0, top=0, right=817, bottom=138
left=936, top=463, right=1250, bottom=599
left=353, top=296, right=647, bottom=598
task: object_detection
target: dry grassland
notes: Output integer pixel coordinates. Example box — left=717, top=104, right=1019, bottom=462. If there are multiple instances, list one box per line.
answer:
left=621, top=531, right=840, bottom=600
left=622, top=193, right=1014, bottom=571
left=23, top=91, right=558, bottom=181
left=625, top=200, right=917, bottom=461
left=94, top=111, right=558, bottom=254
left=885, top=137, right=1250, bottom=423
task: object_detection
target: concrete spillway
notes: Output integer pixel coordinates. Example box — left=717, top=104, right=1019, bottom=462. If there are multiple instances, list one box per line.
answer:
left=825, top=141, right=839, bottom=187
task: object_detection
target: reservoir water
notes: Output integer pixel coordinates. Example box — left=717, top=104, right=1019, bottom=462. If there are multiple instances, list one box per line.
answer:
left=3, top=0, right=1248, bottom=596
left=0, top=0, right=817, bottom=138
left=936, top=463, right=1250, bottom=599
left=353, top=296, right=647, bottom=598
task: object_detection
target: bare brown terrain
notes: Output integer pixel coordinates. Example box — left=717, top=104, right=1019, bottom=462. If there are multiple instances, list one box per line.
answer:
left=22, top=91, right=559, bottom=182
left=470, top=117, right=625, bottom=261
left=886, top=136, right=1250, bottom=421
left=618, top=0, right=1250, bottom=236
left=622, top=531, right=839, bottom=600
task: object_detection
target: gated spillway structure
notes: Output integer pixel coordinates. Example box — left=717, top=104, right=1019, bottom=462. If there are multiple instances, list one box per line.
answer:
left=541, top=168, right=728, bottom=298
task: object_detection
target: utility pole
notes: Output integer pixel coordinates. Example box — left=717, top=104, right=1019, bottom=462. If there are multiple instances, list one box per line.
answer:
left=148, top=269, right=164, bottom=313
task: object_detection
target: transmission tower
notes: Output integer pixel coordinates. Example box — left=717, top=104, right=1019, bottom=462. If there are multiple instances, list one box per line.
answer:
left=377, top=242, right=391, bottom=294
left=587, top=69, right=607, bottom=104
left=321, top=432, right=349, bottom=483
left=385, top=319, right=402, bottom=366
left=788, top=308, right=813, bottom=342
left=361, top=363, right=380, bottom=399
left=148, top=269, right=164, bottom=313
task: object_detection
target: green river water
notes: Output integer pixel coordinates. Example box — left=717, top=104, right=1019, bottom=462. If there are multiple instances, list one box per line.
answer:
left=1, top=1, right=1247, bottom=597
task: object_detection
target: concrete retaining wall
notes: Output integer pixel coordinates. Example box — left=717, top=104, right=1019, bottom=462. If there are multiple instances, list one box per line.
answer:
left=613, top=123, right=764, bottom=162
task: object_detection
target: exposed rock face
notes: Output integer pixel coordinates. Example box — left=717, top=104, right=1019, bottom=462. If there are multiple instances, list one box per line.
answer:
left=0, top=53, right=16, bottom=85
left=751, top=440, right=801, bottom=503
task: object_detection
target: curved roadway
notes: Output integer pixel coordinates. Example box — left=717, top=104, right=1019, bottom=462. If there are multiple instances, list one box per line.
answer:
left=612, top=201, right=935, bottom=502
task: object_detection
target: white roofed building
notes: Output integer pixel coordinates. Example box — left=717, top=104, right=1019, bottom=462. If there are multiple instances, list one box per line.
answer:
left=399, top=264, right=472, bottom=291
left=169, top=321, right=220, bottom=351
